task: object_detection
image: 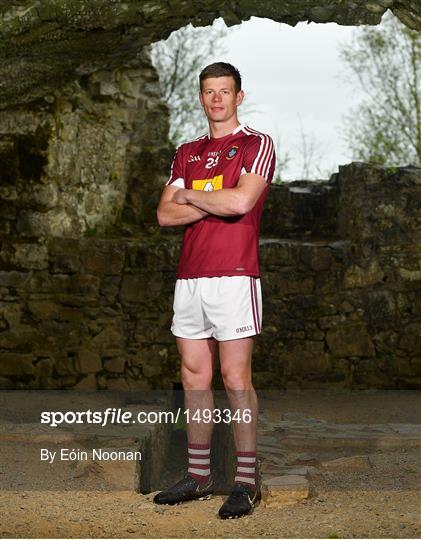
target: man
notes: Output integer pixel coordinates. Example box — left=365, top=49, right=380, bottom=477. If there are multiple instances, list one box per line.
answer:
left=154, top=62, right=275, bottom=519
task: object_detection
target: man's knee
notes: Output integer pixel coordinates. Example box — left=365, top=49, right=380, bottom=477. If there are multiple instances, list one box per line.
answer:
left=221, top=367, right=252, bottom=391
left=181, top=363, right=212, bottom=390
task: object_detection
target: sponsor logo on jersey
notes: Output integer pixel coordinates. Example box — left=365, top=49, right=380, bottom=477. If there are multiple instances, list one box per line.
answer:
left=226, top=146, right=239, bottom=160
left=208, top=151, right=221, bottom=157
left=188, top=154, right=201, bottom=163
left=192, top=175, right=223, bottom=192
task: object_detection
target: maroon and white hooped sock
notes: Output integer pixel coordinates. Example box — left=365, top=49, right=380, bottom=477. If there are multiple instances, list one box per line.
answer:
left=234, top=451, right=256, bottom=488
left=187, top=443, right=211, bottom=484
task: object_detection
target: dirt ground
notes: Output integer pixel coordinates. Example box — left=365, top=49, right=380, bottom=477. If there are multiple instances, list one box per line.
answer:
left=1, top=389, right=420, bottom=539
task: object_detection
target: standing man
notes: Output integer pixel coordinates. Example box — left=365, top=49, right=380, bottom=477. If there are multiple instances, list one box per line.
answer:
left=154, top=62, right=275, bottom=519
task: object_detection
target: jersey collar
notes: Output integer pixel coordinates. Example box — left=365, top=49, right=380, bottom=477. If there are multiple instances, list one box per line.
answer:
left=207, top=123, right=246, bottom=140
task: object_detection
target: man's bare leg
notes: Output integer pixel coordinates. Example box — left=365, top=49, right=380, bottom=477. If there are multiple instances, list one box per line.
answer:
left=177, top=337, right=217, bottom=444
left=219, top=337, right=258, bottom=452
left=153, top=337, right=217, bottom=504
left=217, top=337, right=259, bottom=519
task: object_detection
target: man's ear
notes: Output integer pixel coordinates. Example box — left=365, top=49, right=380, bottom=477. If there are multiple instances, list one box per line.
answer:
left=199, top=91, right=204, bottom=107
left=236, top=90, right=245, bottom=106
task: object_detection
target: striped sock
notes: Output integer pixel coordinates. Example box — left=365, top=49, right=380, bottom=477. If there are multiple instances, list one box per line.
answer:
left=187, top=443, right=211, bottom=484
left=234, top=451, right=256, bottom=488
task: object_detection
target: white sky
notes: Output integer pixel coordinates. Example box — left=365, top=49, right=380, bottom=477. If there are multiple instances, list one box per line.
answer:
left=219, top=16, right=366, bottom=181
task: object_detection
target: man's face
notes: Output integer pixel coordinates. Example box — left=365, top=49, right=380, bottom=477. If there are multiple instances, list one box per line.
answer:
left=199, top=76, right=244, bottom=123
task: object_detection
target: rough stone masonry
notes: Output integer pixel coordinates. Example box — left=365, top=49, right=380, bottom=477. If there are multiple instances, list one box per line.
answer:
left=0, top=1, right=420, bottom=390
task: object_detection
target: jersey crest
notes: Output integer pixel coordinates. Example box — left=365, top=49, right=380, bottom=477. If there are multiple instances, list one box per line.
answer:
left=226, top=146, right=239, bottom=160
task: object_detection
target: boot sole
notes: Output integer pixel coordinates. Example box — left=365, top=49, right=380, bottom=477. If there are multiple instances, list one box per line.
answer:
left=197, top=494, right=213, bottom=501
left=156, top=492, right=213, bottom=505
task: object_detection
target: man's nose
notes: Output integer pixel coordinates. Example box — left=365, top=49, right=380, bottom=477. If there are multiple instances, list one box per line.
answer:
left=212, top=93, right=222, bottom=102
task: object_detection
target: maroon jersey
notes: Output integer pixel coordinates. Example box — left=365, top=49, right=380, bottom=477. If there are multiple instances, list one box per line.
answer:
left=166, top=124, right=276, bottom=278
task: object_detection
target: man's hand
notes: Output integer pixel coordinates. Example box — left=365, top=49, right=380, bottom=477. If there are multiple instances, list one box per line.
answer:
left=172, top=188, right=190, bottom=205
left=157, top=185, right=209, bottom=227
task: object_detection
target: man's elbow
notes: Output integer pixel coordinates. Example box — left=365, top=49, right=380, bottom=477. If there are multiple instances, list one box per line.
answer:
left=233, top=195, right=254, bottom=215
left=157, top=208, right=171, bottom=227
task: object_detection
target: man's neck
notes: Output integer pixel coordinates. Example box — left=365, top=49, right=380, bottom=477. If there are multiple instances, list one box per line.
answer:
left=208, top=119, right=241, bottom=139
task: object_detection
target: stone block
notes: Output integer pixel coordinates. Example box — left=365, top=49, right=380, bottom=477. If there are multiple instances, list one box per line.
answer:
left=261, top=474, right=309, bottom=508
left=74, top=374, right=97, bottom=390
left=1, top=302, right=22, bottom=326
left=72, top=446, right=141, bottom=490
left=106, top=377, right=130, bottom=391
left=54, top=354, right=78, bottom=376
left=35, top=357, right=54, bottom=377
left=285, top=351, right=332, bottom=375
left=98, top=81, right=119, bottom=96
left=0, top=271, right=31, bottom=289
left=127, top=378, right=150, bottom=391
left=344, top=258, right=384, bottom=289
left=90, top=328, right=125, bottom=351
left=27, top=300, right=59, bottom=320
left=0, top=376, right=15, bottom=389
left=398, top=323, right=421, bottom=352
left=68, top=273, right=100, bottom=296
left=51, top=253, right=80, bottom=273
left=0, top=352, right=35, bottom=375
left=103, top=356, right=126, bottom=373
left=321, top=455, right=372, bottom=470
left=79, top=239, right=125, bottom=275
left=11, top=243, right=49, bottom=270
left=325, top=323, right=375, bottom=357
left=274, top=465, right=310, bottom=476
left=77, top=350, right=102, bottom=373
left=318, top=314, right=345, bottom=329
left=399, top=268, right=421, bottom=281
left=142, top=362, right=162, bottom=377
left=409, top=357, right=421, bottom=375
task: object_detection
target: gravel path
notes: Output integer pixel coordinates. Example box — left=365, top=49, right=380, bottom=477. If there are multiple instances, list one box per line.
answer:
left=0, top=389, right=420, bottom=538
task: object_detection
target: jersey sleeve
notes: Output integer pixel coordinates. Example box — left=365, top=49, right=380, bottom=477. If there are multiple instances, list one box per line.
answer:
left=242, top=134, right=276, bottom=183
left=166, top=145, right=186, bottom=188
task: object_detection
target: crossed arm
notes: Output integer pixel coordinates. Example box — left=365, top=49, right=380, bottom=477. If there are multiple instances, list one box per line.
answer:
left=157, top=173, right=267, bottom=227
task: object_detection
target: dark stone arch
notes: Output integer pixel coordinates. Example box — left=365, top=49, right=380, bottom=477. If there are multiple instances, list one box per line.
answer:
left=0, top=1, right=419, bottom=107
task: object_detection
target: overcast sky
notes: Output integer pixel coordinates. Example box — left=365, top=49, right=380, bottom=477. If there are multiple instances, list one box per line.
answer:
left=219, top=16, right=367, bottom=181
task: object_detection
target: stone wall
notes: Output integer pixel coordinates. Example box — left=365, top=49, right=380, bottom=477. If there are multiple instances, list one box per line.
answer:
left=0, top=162, right=420, bottom=390
left=0, top=50, right=171, bottom=240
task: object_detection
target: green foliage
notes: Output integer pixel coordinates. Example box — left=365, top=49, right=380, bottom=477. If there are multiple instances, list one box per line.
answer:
left=338, top=10, right=420, bottom=167
left=85, top=225, right=98, bottom=236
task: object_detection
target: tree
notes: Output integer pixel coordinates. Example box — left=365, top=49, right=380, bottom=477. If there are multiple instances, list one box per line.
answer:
left=337, top=10, right=420, bottom=166
left=150, top=20, right=257, bottom=147
left=271, top=131, right=292, bottom=184
left=272, top=118, right=337, bottom=184
left=150, top=21, right=227, bottom=146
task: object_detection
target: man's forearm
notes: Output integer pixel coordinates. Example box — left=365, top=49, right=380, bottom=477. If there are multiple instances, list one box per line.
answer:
left=157, top=201, right=209, bottom=227
left=185, top=188, right=248, bottom=217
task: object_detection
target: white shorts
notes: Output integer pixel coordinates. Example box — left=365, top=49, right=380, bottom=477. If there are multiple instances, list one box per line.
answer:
left=171, top=276, right=263, bottom=341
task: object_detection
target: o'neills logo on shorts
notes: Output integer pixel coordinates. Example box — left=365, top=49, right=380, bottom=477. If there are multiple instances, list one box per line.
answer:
left=236, top=325, right=253, bottom=333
